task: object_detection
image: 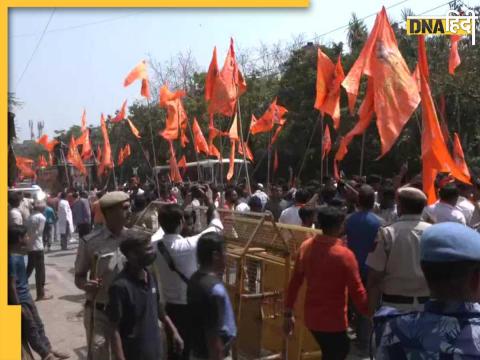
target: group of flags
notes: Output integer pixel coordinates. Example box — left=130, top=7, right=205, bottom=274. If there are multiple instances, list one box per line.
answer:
left=19, top=7, right=470, bottom=198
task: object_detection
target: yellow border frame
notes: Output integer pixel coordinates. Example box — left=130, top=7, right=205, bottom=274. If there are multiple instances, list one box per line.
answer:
left=2, top=1, right=308, bottom=359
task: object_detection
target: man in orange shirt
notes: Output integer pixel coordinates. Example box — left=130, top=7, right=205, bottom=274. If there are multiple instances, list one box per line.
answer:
left=284, top=206, right=368, bottom=360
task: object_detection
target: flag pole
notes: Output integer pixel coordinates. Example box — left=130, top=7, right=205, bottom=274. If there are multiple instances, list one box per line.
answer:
left=234, top=126, right=252, bottom=185
left=359, top=132, right=366, bottom=177
left=146, top=96, right=161, bottom=199
left=60, top=146, right=71, bottom=189
left=236, top=98, right=251, bottom=194
left=319, top=114, right=324, bottom=186
left=297, top=114, right=321, bottom=182
left=186, top=118, right=203, bottom=182
left=267, top=130, right=272, bottom=191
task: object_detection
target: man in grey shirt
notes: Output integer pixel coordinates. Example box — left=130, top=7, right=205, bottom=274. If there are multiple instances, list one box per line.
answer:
left=71, top=191, right=92, bottom=238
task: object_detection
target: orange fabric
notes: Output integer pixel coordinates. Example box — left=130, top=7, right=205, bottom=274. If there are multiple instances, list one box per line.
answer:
left=192, top=118, right=209, bottom=155
left=124, top=144, right=131, bottom=158
left=81, top=109, right=87, bottom=131
left=99, top=113, right=113, bottom=176
left=418, top=36, right=430, bottom=83
left=159, top=84, right=185, bottom=106
left=271, top=125, right=284, bottom=145
left=322, top=125, right=332, bottom=160
left=124, top=60, right=150, bottom=99
left=208, top=126, right=229, bottom=159
left=167, top=140, right=183, bottom=183
left=452, top=132, right=471, bottom=180
left=238, top=142, right=253, bottom=162
left=227, top=140, right=236, bottom=181
left=438, top=95, right=450, bottom=142
left=229, top=114, right=239, bottom=141
left=112, top=100, right=127, bottom=123
left=16, top=156, right=36, bottom=179
left=159, top=85, right=188, bottom=147
left=178, top=155, right=187, bottom=169
left=420, top=73, right=470, bottom=204
left=76, top=130, right=92, bottom=160
left=127, top=118, right=141, bottom=139
left=316, top=55, right=345, bottom=129
left=273, top=149, right=279, bottom=174
left=314, top=48, right=335, bottom=110
left=67, top=136, right=87, bottom=175
left=37, top=135, right=49, bottom=148
left=251, top=98, right=288, bottom=135
left=38, top=155, right=48, bottom=168
left=449, top=35, right=461, bottom=75
left=117, top=147, right=125, bottom=166
left=342, top=7, right=420, bottom=157
left=206, top=38, right=247, bottom=117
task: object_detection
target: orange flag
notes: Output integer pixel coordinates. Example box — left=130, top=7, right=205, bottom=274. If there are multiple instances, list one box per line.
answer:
left=76, top=129, right=92, bottom=160
left=178, top=155, right=187, bottom=169
left=38, top=155, right=48, bottom=168
left=124, top=60, right=150, bottom=98
left=227, top=140, right=236, bottom=181
left=229, top=114, right=239, bottom=141
left=167, top=140, right=183, bottom=183
left=418, top=36, right=430, bottom=83
left=99, top=114, right=113, bottom=175
left=96, top=145, right=102, bottom=164
left=117, top=147, right=125, bottom=166
left=314, top=50, right=345, bottom=129
left=124, top=144, right=131, bottom=158
left=192, top=118, right=209, bottom=155
left=322, top=125, right=332, bottom=160
left=453, top=132, right=470, bottom=180
left=250, top=98, right=288, bottom=135
left=37, top=134, right=49, bottom=148
left=205, top=38, right=247, bottom=117
left=159, top=84, right=185, bottom=106
left=238, top=142, right=254, bottom=162
left=67, top=136, right=87, bottom=175
left=449, top=35, right=461, bottom=75
left=208, top=126, right=229, bottom=160
left=159, top=85, right=189, bottom=147
left=112, top=100, right=127, bottom=123
left=16, top=156, right=36, bottom=179
left=342, top=7, right=420, bottom=157
left=273, top=149, right=279, bottom=174
left=81, top=109, right=87, bottom=131
left=127, top=118, right=141, bottom=139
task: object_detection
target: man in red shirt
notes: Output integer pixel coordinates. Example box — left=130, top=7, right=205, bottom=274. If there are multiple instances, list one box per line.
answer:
left=284, top=206, right=368, bottom=360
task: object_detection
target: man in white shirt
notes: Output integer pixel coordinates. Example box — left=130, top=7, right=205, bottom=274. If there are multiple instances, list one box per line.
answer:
left=26, top=201, right=50, bottom=301
left=279, top=188, right=311, bottom=226
left=253, top=183, right=269, bottom=210
left=422, top=183, right=466, bottom=225
left=456, top=182, right=475, bottom=226
left=153, top=201, right=223, bottom=360
left=57, top=192, right=74, bottom=250
left=9, top=192, right=24, bottom=225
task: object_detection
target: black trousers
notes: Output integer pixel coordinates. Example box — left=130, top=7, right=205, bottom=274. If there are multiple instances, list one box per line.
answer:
left=26, top=250, right=45, bottom=299
left=310, top=330, right=350, bottom=360
left=77, top=223, right=91, bottom=238
left=166, top=303, right=190, bottom=360
left=21, top=298, right=52, bottom=358
left=42, top=223, right=53, bottom=249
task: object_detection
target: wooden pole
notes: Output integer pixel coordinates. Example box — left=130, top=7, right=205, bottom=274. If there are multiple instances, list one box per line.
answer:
left=297, top=115, right=321, bottom=181
left=236, top=99, right=252, bottom=194
left=359, top=132, right=366, bottom=177
left=267, top=130, right=272, bottom=191
left=185, top=118, right=203, bottom=182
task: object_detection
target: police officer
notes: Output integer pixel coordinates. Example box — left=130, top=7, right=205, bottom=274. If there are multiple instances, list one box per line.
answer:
left=366, top=187, right=431, bottom=314
left=74, top=191, right=130, bottom=360
left=374, top=223, right=480, bottom=358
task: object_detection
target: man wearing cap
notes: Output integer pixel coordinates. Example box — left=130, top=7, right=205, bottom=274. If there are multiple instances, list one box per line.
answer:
left=374, top=222, right=480, bottom=358
left=74, top=191, right=130, bottom=360
left=366, top=187, right=431, bottom=314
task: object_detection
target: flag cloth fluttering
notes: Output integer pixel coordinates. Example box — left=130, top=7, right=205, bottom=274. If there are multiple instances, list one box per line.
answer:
left=98, top=114, right=113, bottom=176
left=117, top=144, right=132, bottom=166
left=127, top=118, right=141, bottom=139
left=75, top=129, right=93, bottom=160
left=250, top=98, right=288, bottom=135
left=449, top=35, right=461, bottom=75
left=81, top=109, right=87, bottom=132
left=159, top=85, right=189, bottom=148
left=167, top=140, right=183, bottom=183
left=238, top=141, right=254, bottom=162
left=37, top=135, right=58, bottom=153
left=67, top=136, right=87, bottom=175
left=205, top=38, right=247, bottom=117
left=227, top=114, right=239, bottom=181
left=341, top=7, right=420, bottom=157
left=124, top=60, right=150, bottom=98
left=192, top=118, right=209, bottom=155
left=322, top=124, right=332, bottom=160
left=37, top=155, right=48, bottom=168
left=16, top=156, right=36, bottom=179
left=314, top=50, right=345, bottom=129
left=112, top=100, right=127, bottom=123
left=178, top=155, right=187, bottom=169
left=452, top=132, right=471, bottom=180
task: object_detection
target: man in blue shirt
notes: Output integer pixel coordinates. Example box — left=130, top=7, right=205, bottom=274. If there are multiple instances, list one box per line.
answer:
left=345, top=184, right=383, bottom=352
left=374, top=222, right=480, bottom=359
left=187, top=232, right=236, bottom=360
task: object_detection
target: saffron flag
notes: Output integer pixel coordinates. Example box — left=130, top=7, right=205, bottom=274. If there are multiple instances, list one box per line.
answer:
left=76, top=130, right=92, bottom=160
left=167, top=140, right=183, bottom=183
left=117, top=147, right=125, bottom=166
left=38, top=155, right=48, bottom=168
left=124, top=60, right=150, bottom=98
left=124, top=144, right=131, bottom=158
left=238, top=142, right=254, bottom=162
left=418, top=36, right=430, bottom=83
left=127, top=118, right=141, bottom=139
left=452, top=132, right=471, bottom=180
left=438, top=95, right=450, bottom=142
left=112, top=100, right=127, bottom=123
left=96, top=145, right=102, bottom=164
left=67, top=136, right=87, bottom=175
left=208, top=126, right=229, bottom=159
left=178, top=155, right=187, bottom=169
left=159, top=84, right=189, bottom=147
left=227, top=140, right=236, bottom=181
left=250, top=98, right=288, bottom=135
left=37, top=135, right=58, bottom=153
left=341, top=7, right=420, bottom=157
left=99, top=114, right=113, bottom=175
left=81, top=109, right=87, bottom=131
left=192, top=117, right=209, bottom=155
left=16, top=156, right=36, bottom=179
left=229, top=114, right=239, bottom=141
left=322, top=124, right=332, bottom=160
left=315, top=51, right=345, bottom=129
left=205, top=38, right=247, bottom=117
left=449, top=35, right=461, bottom=75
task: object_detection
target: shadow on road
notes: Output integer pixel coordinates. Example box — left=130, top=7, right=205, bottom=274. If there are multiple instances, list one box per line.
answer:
left=58, top=294, right=85, bottom=304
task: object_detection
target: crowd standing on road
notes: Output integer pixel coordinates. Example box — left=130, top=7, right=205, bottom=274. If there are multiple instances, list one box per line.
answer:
left=7, top=171, right=480, bottom=360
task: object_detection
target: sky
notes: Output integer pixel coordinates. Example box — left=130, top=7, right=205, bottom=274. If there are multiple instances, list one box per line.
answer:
left=9, top=0, right=454, bottom=141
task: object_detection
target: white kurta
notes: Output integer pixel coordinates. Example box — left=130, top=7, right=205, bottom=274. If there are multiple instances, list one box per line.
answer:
left=57, top=199, right=74, bottom=234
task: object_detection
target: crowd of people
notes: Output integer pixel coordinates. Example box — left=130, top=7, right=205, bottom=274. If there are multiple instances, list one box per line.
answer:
left=7, top=170, right=480, bottom=360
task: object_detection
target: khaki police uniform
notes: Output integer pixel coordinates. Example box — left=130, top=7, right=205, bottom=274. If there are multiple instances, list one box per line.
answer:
left=366, top=214, right=431, bottom=312
left=75, top=225, right=126, bottom=360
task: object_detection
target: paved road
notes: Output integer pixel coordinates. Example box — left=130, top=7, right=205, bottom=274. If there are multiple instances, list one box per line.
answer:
left=31, top=239, right=369, bottom=360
